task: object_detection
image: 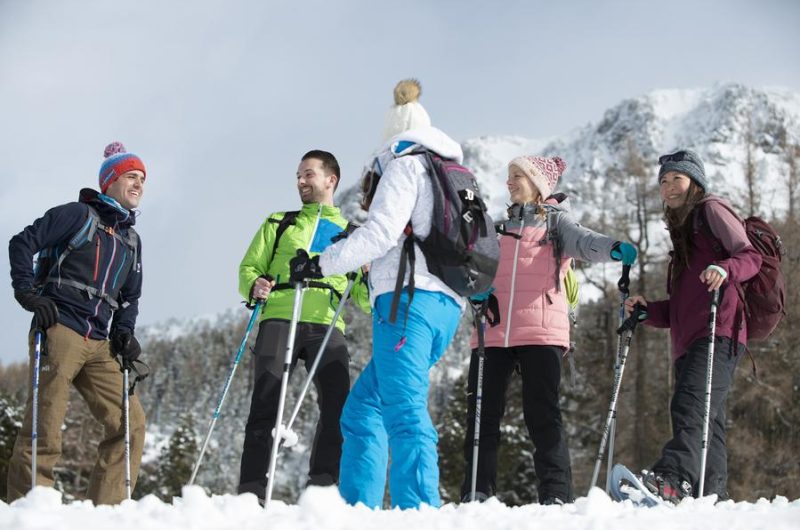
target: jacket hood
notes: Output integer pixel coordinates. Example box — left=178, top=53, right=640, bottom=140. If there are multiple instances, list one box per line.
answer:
left=365, top=127, right=463, bottom=181
left=79, top=188, right=136, bottom=227
left=369, top=126, right=463, bottom=175
left=390, top=126, right=463, bottom=163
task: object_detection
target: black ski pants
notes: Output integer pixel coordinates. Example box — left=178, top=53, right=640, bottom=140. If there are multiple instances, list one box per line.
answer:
left=461, top=345, right=573, bottom=503
left=238, top=319, right=350, bottom=499
left=653, top=336, right=741, bottom=498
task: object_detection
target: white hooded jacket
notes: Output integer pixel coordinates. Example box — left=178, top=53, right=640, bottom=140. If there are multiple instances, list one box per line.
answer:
left=319, top=126, right=466, bottom=310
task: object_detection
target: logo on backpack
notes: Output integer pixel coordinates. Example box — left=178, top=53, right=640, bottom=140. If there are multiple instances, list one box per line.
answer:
left=699, top=198, right=786, bottom=341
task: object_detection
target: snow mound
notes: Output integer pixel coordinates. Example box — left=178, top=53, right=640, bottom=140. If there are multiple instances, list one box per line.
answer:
left=1, top=486, right=798, bottom=530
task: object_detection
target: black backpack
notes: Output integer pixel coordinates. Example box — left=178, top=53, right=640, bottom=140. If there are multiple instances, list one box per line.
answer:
left=33, top=204, right=139, bottom=310
left=390, top=149, right=500, bottom=322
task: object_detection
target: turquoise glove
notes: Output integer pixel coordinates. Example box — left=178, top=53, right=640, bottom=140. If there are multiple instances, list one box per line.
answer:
left=611, top=242, right=637, bottom=266
left=469, top=286, right=495, bottom=303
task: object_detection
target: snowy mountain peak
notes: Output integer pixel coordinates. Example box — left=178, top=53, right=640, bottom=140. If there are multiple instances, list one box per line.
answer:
left=335, top=83, right=800, bottom=223
left=461, top=83, right=800, bottom=219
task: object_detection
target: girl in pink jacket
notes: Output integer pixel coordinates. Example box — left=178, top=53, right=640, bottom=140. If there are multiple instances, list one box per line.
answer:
left=461, top=155, right=636, bottom=505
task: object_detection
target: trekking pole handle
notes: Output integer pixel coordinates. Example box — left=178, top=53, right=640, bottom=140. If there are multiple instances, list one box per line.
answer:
left=707, top=288, right=720, bottom=330
left=617, top=264, right=631, bottom=296
left=616, top=303, right=646, bottom=335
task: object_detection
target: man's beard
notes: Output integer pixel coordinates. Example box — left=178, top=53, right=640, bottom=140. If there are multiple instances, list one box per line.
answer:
left=299, top=189, right=319, bottom=204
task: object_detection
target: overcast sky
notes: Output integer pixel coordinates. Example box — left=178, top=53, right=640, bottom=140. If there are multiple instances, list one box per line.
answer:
left=1, top=0, right=799, bottom=364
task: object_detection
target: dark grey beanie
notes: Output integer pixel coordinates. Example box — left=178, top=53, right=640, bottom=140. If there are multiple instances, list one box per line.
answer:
left=658, top=149, right=708, bottom=191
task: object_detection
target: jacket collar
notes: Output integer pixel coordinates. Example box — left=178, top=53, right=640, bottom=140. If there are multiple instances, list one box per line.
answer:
left=79, top=188, right=136, bottom=227
left=506, top=193, right=571, bottom=220
left=300, top=202, right=340, bottom=217
left=507, top=202, right=537, bottom=220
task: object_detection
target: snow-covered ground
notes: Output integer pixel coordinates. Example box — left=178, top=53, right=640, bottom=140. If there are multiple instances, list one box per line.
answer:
left=1, top=486, right=797, bottom=530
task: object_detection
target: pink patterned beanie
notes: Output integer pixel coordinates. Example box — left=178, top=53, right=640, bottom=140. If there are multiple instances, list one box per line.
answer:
left=508, top=155, right=567, bottom=199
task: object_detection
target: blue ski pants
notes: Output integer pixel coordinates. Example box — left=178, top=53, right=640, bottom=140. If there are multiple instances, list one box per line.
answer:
left=338, top=289, right=461, bottom=509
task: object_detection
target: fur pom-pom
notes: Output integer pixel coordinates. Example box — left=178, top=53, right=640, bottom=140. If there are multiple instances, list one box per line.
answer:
left=104, top=141, right=126, bottom=158
left=393, top=79, right=422, bottom=105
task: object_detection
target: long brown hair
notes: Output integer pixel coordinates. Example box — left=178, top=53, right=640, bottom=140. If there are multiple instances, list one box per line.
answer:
left=664, top=181, right=707, bottom=281
left=360, top=169, right=380, bottom=211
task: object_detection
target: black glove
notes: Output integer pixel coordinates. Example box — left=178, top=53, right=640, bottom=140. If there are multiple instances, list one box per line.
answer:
left=289, top=249, right=323, bottom=284
left=110, top=331, right=142, bottom=368
left=14, top=289, right=59, bottom=329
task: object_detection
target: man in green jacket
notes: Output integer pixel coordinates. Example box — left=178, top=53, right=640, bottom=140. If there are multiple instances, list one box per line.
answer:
left=238, top=150, right=370, bottom=500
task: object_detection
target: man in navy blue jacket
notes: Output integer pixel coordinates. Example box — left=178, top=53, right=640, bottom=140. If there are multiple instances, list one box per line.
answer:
left=7, top=142, right=147, bottom=504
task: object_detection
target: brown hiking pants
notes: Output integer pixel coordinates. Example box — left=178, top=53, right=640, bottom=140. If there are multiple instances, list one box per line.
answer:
left=6, top=324, right=146, bottom=505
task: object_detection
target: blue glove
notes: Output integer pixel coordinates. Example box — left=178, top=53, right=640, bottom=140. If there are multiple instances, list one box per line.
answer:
left=611, top=242, right=637, bottom=266
left=469, top=286, right=495, bottom=303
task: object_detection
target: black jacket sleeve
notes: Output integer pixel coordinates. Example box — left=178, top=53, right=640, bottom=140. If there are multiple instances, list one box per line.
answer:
left=8, top=202, right=88, bottom=292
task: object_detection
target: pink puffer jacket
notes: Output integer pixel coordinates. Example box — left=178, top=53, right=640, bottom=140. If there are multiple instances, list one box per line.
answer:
left=471, top=200, right=618, bottom=350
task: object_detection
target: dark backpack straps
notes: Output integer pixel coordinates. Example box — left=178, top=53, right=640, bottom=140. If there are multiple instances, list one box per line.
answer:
left=267, top=210, right=299, bottom=264
left=485, top=293, right=501, bottom=327
left=37, top=205, right=101, bottom=289
left=697, top=203, right=726, bottom=258
left=271, top=280, right=344, bottom=301
left=495, top=222, right=522, bottom=240
left=124, top=226, right=139, bottom=279
left=546, top=209, right=563, bottom=292
left=331, top=221, right=359, bottom=244
left=52, top=206, right=101, bottom=275
left=697, top=201, right=756, bottom=371
left=390, top=232, right=416, bottom=324
left=72, top=206, right=100, bottom=248
left=457, top=189, right=488, bottom=246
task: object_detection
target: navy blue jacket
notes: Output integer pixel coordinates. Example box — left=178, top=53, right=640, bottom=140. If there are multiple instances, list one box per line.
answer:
left=9, top=188, right=143, bottom=339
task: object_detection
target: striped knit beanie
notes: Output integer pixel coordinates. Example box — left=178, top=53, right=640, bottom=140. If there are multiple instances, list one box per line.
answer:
left=98, top=142, right=146, bottom=193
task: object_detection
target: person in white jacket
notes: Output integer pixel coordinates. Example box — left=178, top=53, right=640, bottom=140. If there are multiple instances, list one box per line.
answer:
left=314, top=126, right=465, bottom=509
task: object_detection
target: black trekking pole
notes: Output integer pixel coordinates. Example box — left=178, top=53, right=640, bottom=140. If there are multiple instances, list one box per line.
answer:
left=604, top=264, right=631, bottom=491
left=468, top=298, right=488, bottom=503
left=279, top=274, right=356, bottom=448
left=30, top=329, right=44, bottom=492
left=698, top=288, right=720, bottom=498
left=188, top=300, right=265, bottom=486
left=264, top=281, right=305, bottom=510
left=588, top=296, right=642, bottom=495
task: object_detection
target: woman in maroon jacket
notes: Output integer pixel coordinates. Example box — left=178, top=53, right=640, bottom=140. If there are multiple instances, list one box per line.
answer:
left=625, top=149, right=761, bottom=503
